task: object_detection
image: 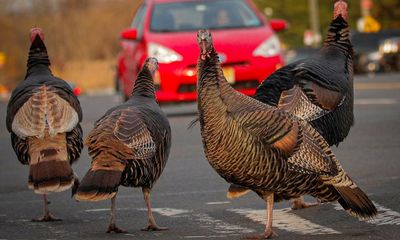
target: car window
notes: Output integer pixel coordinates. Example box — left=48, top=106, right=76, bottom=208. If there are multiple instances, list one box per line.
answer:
left=131, top=4, right=147, bottom=38
left=150, top=0, right=262, bottom=32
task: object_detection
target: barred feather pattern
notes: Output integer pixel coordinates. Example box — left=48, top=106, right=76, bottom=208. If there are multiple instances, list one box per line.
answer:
left=196, top=35, right=375, bottom=218
left=80, top=60, right=170, bottom=198
left=66, top=124, right=83, bottom=164
left=11, top=132, right=30, bottom=165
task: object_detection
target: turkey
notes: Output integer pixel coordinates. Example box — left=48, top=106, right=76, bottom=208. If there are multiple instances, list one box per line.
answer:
left=6, top=27, right=83, bottom=221
left=196, top=29, right=376, bottom=239
left=232, top=0, right=355, bottom=210
left=254, top=0, right=353, bottom=147
left=75, top=57, right=171, bottom=233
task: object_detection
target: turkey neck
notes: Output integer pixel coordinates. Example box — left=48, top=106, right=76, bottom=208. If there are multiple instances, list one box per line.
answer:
left=131, top=67, right=156, bottom=99
left=197, top=46, right=233, bottom=121
left=25, top=37, right=51, bottom=79
left=322, top=15, right=353, bottom=57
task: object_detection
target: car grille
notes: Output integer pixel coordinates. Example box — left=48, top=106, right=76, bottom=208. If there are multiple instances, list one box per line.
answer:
left=177, top=79, right=259, bottom=93
left=178, top=84, right=197, bottom=93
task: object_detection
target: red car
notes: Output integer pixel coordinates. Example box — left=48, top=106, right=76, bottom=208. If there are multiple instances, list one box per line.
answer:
left=117, top=0, right=287, bottom=102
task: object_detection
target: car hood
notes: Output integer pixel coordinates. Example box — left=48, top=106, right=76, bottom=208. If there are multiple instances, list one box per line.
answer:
left=146, top=26, right=274, bottom=65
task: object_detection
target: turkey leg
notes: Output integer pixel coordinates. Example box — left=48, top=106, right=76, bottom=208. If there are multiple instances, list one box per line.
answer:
left=141, top=187, right=168, bottom=231
left=106, top=195, right=127, bottom=233
left=246, top=193, right=277, bottom=239
left=32, top=194, right=61, bottom=222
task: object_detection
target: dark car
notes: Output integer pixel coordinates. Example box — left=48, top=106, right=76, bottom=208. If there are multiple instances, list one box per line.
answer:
left=351, top=30, right=400, bottom=74
left=379, top=36, right=400, bottom=71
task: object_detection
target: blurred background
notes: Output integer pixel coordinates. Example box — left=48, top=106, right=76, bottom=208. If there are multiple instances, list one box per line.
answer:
left=0, top=0, right=399, bottom=98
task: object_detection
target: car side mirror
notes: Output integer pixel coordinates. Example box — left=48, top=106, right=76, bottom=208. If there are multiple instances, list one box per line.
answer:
left=269, top=19, right=288, bottom=32
left=120, top=28, right=138, bottom=40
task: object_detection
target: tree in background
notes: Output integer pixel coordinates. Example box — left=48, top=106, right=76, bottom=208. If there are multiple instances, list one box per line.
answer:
left=0, top=0, right=141, bottom=89
left=253, top=0, right=400, bottom=48
left=0, top=0, right=399, bottom=89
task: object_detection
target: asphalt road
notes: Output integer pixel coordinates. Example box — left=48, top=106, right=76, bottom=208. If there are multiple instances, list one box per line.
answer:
left=0, top=72, right=399, bottom=240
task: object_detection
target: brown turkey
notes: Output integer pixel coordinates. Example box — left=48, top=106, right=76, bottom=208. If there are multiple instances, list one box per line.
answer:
left=196, top=29, right=376, bottom=239
left=75, top=58, right=171, bottom=233
left=235, top=0, right=355, bottom=210
left=6, top=27, right=83, bottom=221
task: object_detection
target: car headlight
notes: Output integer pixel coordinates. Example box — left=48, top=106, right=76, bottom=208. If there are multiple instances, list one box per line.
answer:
left=380, top=40, right=398, bottom=54
left=253, top=35, right=281, bottom=58
left=148, top=43, right=183, bottom=64
left=367, top=51, right=382, bottom=61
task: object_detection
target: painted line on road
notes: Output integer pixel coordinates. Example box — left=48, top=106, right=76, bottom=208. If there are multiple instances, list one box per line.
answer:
left=139, top=208, right=255, bottom=235
left=333, top=202, right=400, bottom=226
left=139, top=207, right=191, bottom=217
left=192, top=213, right=255, bottom=234
left=205, top=201, right=231, bottom=205
left=84, top=207, right=130, bottom=212
left=228, top=208, right=341, bottom=235
left=355, top=82, right=400, bottom=90
left=355, top=98, right=397, bottom=105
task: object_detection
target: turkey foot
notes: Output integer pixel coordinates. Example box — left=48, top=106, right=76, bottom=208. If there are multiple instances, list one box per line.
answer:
left=32, top=194, right=61, bottom=222
left=141, top=223, right=168, bottom=231
left=141, top=187, right=168, bottom=232
left=32, top=213, right=61, bottom=222
left=106, top=223, right=128, bottom=233
left=291, top=196, right=321, bottom=210
left=244, top=230, right=278, bottom=239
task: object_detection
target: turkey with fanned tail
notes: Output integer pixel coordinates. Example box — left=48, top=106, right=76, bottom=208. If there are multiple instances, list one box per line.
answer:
left=196, top=29, right=376, bottom=239
left=75, top=58, right=171, bottom=233
left=254, top=0, right=353, bottom=147
left=6, top=27, right=83, bottom=221
left=232, top=0, right=355, bottom=210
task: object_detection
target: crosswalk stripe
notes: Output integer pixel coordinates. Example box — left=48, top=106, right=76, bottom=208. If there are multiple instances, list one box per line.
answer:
left=141, top=208, right=255, bottom=234
left=333, top=202, right=400, bottom=226
left=139, top=207, right=191, bottom=217
left=205, top=201, right=231, bottom=205
left=228, top=208, right=341, bottom=235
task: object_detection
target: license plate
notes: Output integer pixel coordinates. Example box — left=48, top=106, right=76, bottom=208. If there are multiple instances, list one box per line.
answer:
left=222, top=67, right=235, bottom=84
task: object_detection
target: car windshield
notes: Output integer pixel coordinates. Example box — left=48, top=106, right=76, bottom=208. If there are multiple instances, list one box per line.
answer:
left=150, top=0, right=262, bottom=32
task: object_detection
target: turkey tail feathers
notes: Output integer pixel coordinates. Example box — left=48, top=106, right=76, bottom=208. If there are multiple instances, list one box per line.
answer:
left=336, top=186, right=377, bottom=219
left=28, top=134, right=74, bottom=194
left=28, top=160, right=74, bottom=194
left=75, top=169, right=122, bottom=202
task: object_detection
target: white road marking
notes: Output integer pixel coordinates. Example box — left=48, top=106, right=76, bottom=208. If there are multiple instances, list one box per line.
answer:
left=355, top=98, right=397, bottom=105
left=139, top=208, right=254, bottom=234
left=205, top=201, right=231, bottom=205
left=193, top=213, right=254, bottom=234
left=228, top=208, right=340, bottom=235
left=84, top=207, right=130, bottom=212
left=138, top=207, right=191, bottom=217
left=333, top=202, right=400, bottom=226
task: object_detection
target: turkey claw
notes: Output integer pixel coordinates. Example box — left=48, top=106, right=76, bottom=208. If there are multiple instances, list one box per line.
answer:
left=32, top=214, right=62, bottom=222
left=244, top=230, right=278, bottom=239
left=106, top=224, right=128, bottom=233
left=141, top=224, right=168, bottom=231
